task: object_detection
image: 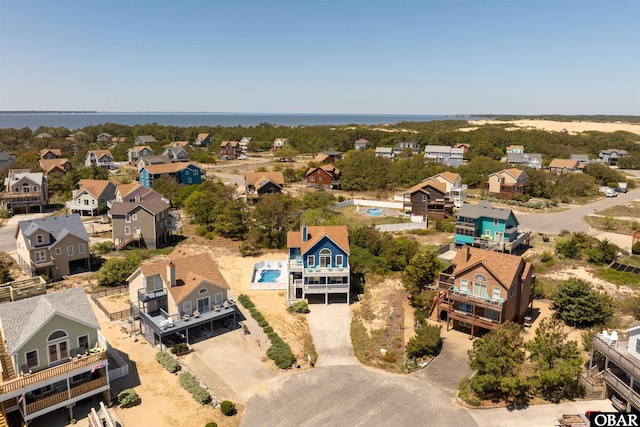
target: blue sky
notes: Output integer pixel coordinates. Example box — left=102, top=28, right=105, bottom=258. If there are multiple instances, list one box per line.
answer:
left=0, top=0, right=638, bottom=114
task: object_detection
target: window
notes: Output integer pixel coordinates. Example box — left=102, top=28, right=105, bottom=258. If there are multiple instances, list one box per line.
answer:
left=319, top=248, right=331, bottom=267
left=636, top=339, right=640, bottom=355
left=459, top=302, right=473, bottom=313
left=153, top=275, right=163, bottom=290
left=124, top=226, right=130, bottom=235
left=26, top=350, right=39, bottom=369
left=474, top=274, right=487, bottom=282
left=485, top=309, right=500, bottom=321
left=132, top=214, right=137, bottom=221
left=510, top=284, right=516, bottom=297
left=183, top=301, right=192, bottom=315
left=198, top=288, right=208, bottom=294
left=307, top=255, right=315, bottom=267
left=36, top=235, right=44, bottom=244
left=215, top=292, right=224, bottom=306
left=335, top=254, right=343, bottom=267
left=125, top=214, right=131, bottom=223
left=78, top=244, right=86, bottom=254
left=198, top=296, right=211, bottom=312
left=459, top=279, right=468, bottom=292
left=99, top=198, right=105, bottom=203
left=35, top=250, right=46, bottom=263
left=67, top=245, right=74, bottom=256
left=492, top=286, right=501, bottom=300
left=55, top=247, right=61, bottom=255
left=193, top=170, right=199, bottom=175
left=188, top=178, right=192, bottom=184
left=493, top=218, right=499, bottom=226
left=422, top=194, right=427, bottom=201
left=33, top=186, right=38, bottom=192
left=459, top=321, right=471, bottom=328
left=473, top=281, right=487, bottom=298
left=71, top=372, right=90, bottom=384
left=185, top=170, right=190, bottom=175
left=309, top=176, right=315, bottom=181
left=83, top=199, right=89, bottom=206
left=78, top=335, right=89, bottom=352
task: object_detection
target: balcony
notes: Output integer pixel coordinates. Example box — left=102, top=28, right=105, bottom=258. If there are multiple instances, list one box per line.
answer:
left=303, top=265, right=349, bottom=277
left=0, top=350, right=107, bottom=397
left=138, top=287, right=167, bottom=303
left=66, top=201, right=100, bottom=212
left=449, top=310, right=500, bottom=331
left=447, top=290, right=504, bottom=310
left=24, top=376, right=109, bottom=418
left=604, top=369, right=640, bottom=410
left=592, top=335, right=640, bottom=383
left=304, top=283, right=349, bottom=294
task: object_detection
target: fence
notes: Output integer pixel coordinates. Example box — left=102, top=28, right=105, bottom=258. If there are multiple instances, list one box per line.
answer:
left=330, top=198, right=405, bottom=210
left=91, top=286, right=131, bottom=320
left=107, top=341, right=130, bottom=381
left=375, top=222, right=427, bottom=232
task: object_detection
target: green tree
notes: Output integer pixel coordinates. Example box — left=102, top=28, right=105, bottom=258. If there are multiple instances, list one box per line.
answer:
left=274, top=146, right=299, bottom=162
left=554, top=237, right=581, bottom=259
left=552, top=278, right=614, bottom=327
left=585, top=239, right=619, bottom=265
left=468, top=322, right=528, bottom=401
left=153, top=176, right=183, bottom=206
left=402, top=250, right=443, bottom=298
left=96, top=253, right=142, bottom=287
left=525, top=318, right=583, bottom=402
left=250, top=194, right=300, bottom=248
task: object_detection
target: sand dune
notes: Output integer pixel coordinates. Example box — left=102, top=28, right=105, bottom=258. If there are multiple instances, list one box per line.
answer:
left=465, top=119, right=640, bottom=136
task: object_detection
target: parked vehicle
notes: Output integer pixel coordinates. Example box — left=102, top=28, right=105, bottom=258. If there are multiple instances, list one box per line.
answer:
left=616, top=182, right=628, bottom=193
left=599, top=186, right=617, bottom=197
left=558, top=413, right=590, bottom=426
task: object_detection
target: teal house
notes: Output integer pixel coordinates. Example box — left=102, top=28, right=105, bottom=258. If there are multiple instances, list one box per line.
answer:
left=139, top=162, right=202, bottom=188
left=455, top=201, right=520, bottom=247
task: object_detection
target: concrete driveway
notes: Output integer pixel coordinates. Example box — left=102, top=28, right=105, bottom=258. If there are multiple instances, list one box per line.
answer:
left=306, top=304, right=359, bottom=366
left=180, top=328, right=280, bottom=404
left=412, top=326, right=474, bottom=397
left=241, top=365, right=477, bottom=427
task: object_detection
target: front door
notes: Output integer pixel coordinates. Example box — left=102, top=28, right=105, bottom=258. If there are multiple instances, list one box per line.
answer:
left=495, top=232, right=503, bottom=242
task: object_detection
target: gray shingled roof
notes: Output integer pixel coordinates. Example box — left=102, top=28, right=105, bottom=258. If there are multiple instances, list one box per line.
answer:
left=570, top=154, right=590, bottom=162
left=0, top=287, right=99, bottom=355
left=507, top=153, right=542, bottom=163
left=456, top=201, right=517, bottom=222
left=110, top=197, right=169, bottom=216
left=17, top=214, right=90, bottom=249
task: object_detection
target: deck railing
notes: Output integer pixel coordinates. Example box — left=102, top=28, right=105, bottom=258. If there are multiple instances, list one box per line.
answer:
left=0, top=351, right=107, bottom=395
left=24, top=376, right=108, bottom=415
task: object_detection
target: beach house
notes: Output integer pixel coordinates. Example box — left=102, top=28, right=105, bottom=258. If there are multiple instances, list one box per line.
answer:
left=138, top=163, right=202, bottom=188
left=287, top=225, right=350, bottom=305
left=0, top=287, right=110, bottom=426
left=486, top=168, right=531, bottom=198
left=128, top=250, right=236, bottom=348
left=431, top=246, right=533, bottom=337
left=1, top=170, right=48, bottom=214
left=65, top=179, right=117, bottom=217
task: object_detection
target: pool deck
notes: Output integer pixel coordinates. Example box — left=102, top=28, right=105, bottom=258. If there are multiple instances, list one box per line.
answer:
left=250, top=260, right=288, bottom=290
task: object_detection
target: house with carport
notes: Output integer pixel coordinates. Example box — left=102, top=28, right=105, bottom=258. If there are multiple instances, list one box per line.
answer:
left=128, top=250, right=237, bottom=348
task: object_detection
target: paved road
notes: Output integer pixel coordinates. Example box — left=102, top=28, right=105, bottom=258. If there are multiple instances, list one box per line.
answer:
left=241, top=365, right=476, bottom=427
left=517, top=186, right=640, bottom=234
left=306, top=304, right=359, bottom=366
left=0, top=212, right=49, bottom=260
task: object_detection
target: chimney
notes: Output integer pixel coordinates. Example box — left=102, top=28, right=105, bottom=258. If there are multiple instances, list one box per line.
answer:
left=167, top=259, right=176, bottom=287
left=301, top=225, right=307, bottom=242
left=463, top=245, right=471, bottom=262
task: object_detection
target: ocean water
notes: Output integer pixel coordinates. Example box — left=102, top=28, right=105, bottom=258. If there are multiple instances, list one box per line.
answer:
left=0, top=112, right=472, bottom=130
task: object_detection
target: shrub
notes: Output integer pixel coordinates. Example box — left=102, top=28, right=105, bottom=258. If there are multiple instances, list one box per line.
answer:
left=205, top=423, right=218, bottom=427
left=406, top=324, right=442, bottom=359
left=540, top=251, right=553, bottom=263
left=220, top=400, right=236, bottom=416
left=257, top=319, right=268, bottom=327
left=156, top=351, right=181, bottom=373
left=96, top=253, right=142, bottom=286
left=0, top=209, right=11, bottom=219
left=170, top=342, right=190, bottom=356
left=287, top=301, right=310, bottom=314
left=118, top=389, right=140, bottom=407
left=92, top=240, right=114, bottom=254
left=263, top=325, right=273, bottom=334
left=179, top=372, right=211, bottom=404
left=266, top=334, right=295, bottom=369
left=633, top=241, right=640, bottom=255
left=542, top=235, right=550, bottom=243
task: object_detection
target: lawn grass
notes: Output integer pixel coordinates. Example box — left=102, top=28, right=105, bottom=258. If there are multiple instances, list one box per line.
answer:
left=583, top=216, right=637, bottom=235
left=595, top=268, right=640, bottom=288
left=596, top=202, right=640, bottom=218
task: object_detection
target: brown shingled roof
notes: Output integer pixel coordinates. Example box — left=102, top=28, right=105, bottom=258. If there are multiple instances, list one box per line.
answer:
left=244, top=171, right=285, bottom=187
left=287, top=225, right=350, bottom=255
left=220, top=141, right=239, bottom=147
left=116, top=182, right=142, bottom=198
left=452, top=247, right=527, bottom=289
left=76, top=179, right=115, bottom=198
left=139, top=251, right=229, bottom=303
left=549, top=159, right=579, bottom=169
left=433, top=171, right=460, bottom=184
left=39, top=158, right=71, bottom=174
left=408, top=180, right=446, bottom=195
left=39, top=148, right=62, bottom=158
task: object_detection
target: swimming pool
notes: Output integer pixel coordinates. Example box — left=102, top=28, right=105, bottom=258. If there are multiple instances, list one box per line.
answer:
left=367, top=208, right=382, bottom=216
left=258, top=269, right=282, bottom=283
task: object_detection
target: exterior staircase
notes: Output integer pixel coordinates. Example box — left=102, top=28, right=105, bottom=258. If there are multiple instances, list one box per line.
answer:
left=0, top=330, right=15, bottom=381
left=428, top=291, right=443, bottom=322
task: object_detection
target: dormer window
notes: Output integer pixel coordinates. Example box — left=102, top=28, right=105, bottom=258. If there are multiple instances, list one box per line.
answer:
left=36, top=235, right=44, bottom=245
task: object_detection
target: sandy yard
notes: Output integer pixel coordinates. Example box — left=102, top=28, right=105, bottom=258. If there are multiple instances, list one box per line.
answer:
left=93, top=304, right=240, bottom=427
left=464, top=119, right=640, bottom=136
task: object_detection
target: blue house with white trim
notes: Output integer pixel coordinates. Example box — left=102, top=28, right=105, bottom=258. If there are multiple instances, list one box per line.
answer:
left=455, top=201, right=522, bottom=251
left=139, top=162, right=202, bottom=188
left=286, top=225, right=350, bottom=305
